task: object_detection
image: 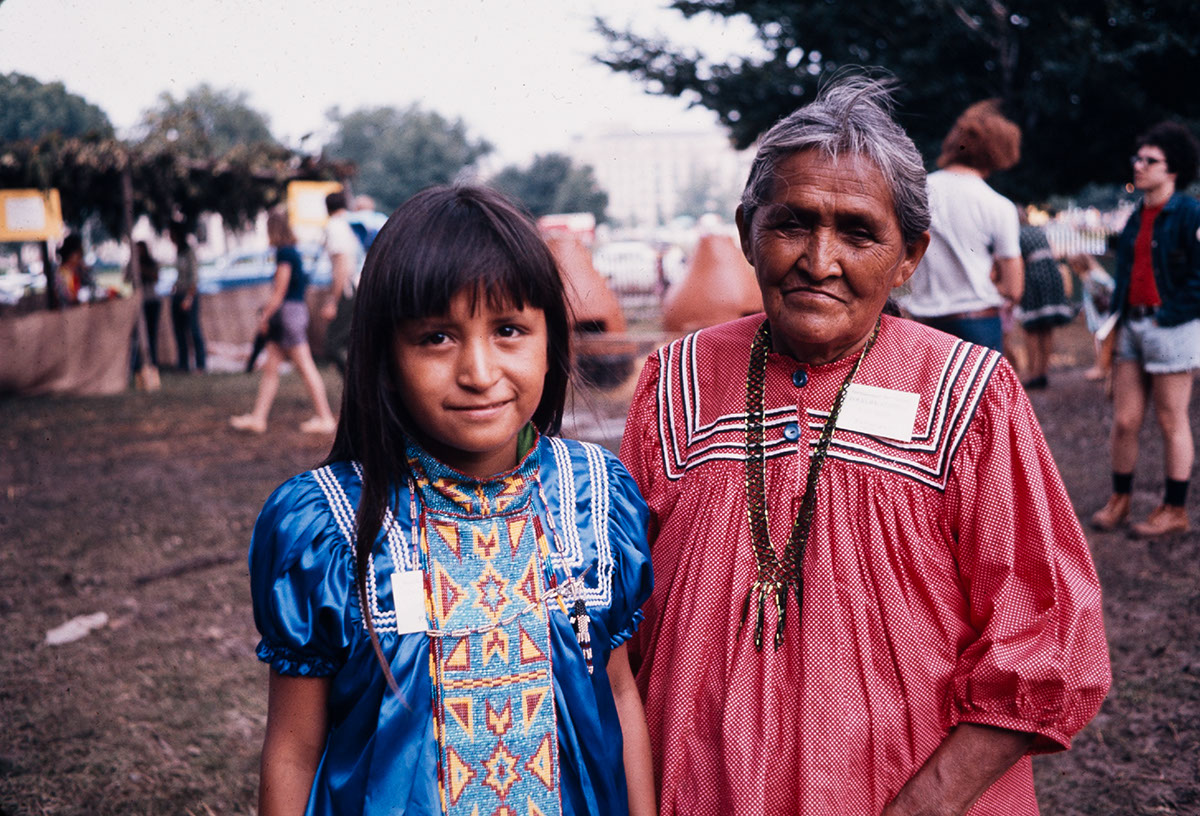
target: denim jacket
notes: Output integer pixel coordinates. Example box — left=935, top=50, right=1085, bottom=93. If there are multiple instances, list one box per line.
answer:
left=1112, top=192, right=1200, bottom=327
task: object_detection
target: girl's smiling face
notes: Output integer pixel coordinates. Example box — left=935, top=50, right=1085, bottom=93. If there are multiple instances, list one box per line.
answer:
left=393, top=287, right=549, bottom=478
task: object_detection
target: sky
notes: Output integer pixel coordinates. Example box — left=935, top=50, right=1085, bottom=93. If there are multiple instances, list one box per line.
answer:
left=0, top=0, right=760, bottom=167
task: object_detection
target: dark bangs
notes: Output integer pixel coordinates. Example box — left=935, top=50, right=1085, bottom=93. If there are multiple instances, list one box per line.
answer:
left=380, top=190, right=560, bottom=321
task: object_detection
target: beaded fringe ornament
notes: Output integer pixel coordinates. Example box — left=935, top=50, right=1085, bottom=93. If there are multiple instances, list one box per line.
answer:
left=569, top=600, right=594, bottom=674
left=739, top=318, right=880, bottom=651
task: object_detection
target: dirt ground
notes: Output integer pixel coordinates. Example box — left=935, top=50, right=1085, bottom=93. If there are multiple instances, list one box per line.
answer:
left=1, top=318, right=1197, bottom=815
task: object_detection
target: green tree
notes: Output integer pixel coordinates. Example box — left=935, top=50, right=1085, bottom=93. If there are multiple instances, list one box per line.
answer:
left=136, top=83, right=278, bottom=158
left=489, top=153, right=609, bottom=221
left=596, top=1, right=1200, bottom=202
left=0, top=72, right=113, bottom=142
left=324, top=104, right=492, bottom=211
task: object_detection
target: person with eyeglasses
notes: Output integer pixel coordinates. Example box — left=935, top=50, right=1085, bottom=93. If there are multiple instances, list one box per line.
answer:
left=1091, top=121, right=1200, bottom=537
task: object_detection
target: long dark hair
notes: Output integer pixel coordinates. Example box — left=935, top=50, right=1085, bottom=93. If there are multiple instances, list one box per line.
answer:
left=324, top=184, right=572, bottom=688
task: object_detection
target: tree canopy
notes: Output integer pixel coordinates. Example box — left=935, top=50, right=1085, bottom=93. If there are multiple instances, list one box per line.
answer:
left=136, top=84, right=278, bottom=158
left=596, top=1, right=1200, bottom=202
left=0, top=71, right=113, bottom=142
left=324, top=104, right=493, bottom=211
left=489, top=153, right=609, bottom=222
left=0, top=77, right=342, bottom=238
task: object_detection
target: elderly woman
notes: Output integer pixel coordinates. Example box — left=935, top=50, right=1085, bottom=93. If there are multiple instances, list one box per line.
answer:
left=620, top=78, right=1110, bottom=816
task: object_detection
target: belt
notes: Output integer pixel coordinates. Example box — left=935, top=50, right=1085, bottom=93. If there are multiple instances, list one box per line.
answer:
left=1127, top=304, right=1157, bottom=320
left=936, top=306, right=1000, bottom=321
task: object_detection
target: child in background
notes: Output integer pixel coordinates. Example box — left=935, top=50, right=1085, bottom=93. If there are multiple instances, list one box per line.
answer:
left=249, top=186, right=655, bottom=816
left=1069, top=253, right=1117, bottom=382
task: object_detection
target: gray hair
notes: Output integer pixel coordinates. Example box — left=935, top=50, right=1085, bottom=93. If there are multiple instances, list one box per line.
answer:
left=739, top=76, right=930, bottom=246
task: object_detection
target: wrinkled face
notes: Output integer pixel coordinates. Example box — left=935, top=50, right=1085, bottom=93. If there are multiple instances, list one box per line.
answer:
left=737, top=150, right=929, bottom=364
left=393, top=288, right=548, bottom=478
left=1132, top=144, right=1175, bottom=194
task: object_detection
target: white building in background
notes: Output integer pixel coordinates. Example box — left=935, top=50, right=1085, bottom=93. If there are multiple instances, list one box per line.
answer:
left=569, top=125, right=753, bottom=230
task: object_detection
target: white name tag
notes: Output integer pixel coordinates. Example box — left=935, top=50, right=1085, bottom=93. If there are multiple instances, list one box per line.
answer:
left=835, top=384, right=919, bottom=442
left=391, top=570, right=429, bottom=635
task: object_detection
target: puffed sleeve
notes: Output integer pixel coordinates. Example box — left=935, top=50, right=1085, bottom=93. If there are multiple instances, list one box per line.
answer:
left=599, top=448, right=653, bottom=650
left=249, top=472, right=354, bottom=678
left=945, top=361, right=1111, bottom=752
left=618, top=350, right=663, bottom=544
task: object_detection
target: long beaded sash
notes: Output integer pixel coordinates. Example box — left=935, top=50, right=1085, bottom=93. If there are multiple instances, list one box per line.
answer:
left=740, top=318, right=879, bottom=651
left=412, top=453, right=564, bottom=816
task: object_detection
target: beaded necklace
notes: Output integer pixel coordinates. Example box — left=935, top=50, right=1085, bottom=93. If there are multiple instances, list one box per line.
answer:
left=740, top=317, right=880, bottom=651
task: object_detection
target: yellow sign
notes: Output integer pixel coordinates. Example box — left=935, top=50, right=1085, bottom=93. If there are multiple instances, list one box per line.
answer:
left=286, top=181, right=343, bottom=230
left=0, top=189, right=65, bottom=242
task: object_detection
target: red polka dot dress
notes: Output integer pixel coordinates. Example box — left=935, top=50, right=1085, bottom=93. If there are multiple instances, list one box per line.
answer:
left=619, top=314, right=1110, bottom=816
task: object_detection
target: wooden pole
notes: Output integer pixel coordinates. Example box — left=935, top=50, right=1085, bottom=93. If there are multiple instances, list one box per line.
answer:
left=123, top=162, right=159, bottom=390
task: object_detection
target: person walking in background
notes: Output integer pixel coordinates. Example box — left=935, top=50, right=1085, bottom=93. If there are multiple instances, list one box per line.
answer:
left=127, top=240, right=161, bottom=369
left=1015, top=210, right=1076, bottom=389
left=902, top=100, right=1024, bottom=350
left=169, top=223, right=206, bottom=373
left=230, top=210, right=337, bottom=435
left=1091, top=122, right=1200, bottom=537
left=320, top=191, right=362, bottom=374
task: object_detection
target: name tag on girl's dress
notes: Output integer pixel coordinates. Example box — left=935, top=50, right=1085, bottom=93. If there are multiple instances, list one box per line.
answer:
left=836, top=384, right=919, bottom=442
left=392, top=569, right=430, bottom=635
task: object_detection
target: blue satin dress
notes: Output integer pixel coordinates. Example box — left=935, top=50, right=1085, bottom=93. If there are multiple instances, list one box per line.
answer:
left=249, top=434, right=653, bottom=815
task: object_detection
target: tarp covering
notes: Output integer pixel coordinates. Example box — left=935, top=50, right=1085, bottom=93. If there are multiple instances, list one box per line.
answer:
left=1, top=283, right=334, bottom=396
left=0, top=297, right=138, bottom=396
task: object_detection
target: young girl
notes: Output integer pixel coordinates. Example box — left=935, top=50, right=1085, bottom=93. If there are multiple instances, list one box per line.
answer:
left=249, top=186, right=656, bottom=816
left=231, top=210, right=337, bottom=434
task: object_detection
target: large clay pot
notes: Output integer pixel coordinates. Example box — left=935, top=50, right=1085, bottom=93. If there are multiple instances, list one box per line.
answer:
left=662, top=233, right=763, bottom=333
left=546, top=234, right=626, bottom=334
left=545, top=234, right=632, bottom=387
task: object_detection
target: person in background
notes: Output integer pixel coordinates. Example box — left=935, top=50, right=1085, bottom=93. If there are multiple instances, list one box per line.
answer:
left=902, top=100, right=1024, bottom=350
left=1091, top=121, right=1200, bottom=537
left=1069, top=253, right=1116, bottom=382
left=55, top=233, right=87, bottom=305
left=127, top=240, right=161, bottom=369
left=1015, top=210, right=1076, bottom=389
left=230, top=210, right=337, bottom=435
left=320, top=191, right=362, bottom=375
left=169, top=223, right=206, bottom=373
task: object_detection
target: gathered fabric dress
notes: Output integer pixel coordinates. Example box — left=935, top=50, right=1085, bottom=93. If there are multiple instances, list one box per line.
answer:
left=250, top=434, right=652, bottom=815
left=1016, top=224, right=1076, bottom=331
left=620, top=314, right=1110, bottom=816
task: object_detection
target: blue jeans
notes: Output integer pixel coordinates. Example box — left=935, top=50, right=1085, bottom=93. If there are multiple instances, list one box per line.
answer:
left=919, top=314, right=1004, bottom=352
